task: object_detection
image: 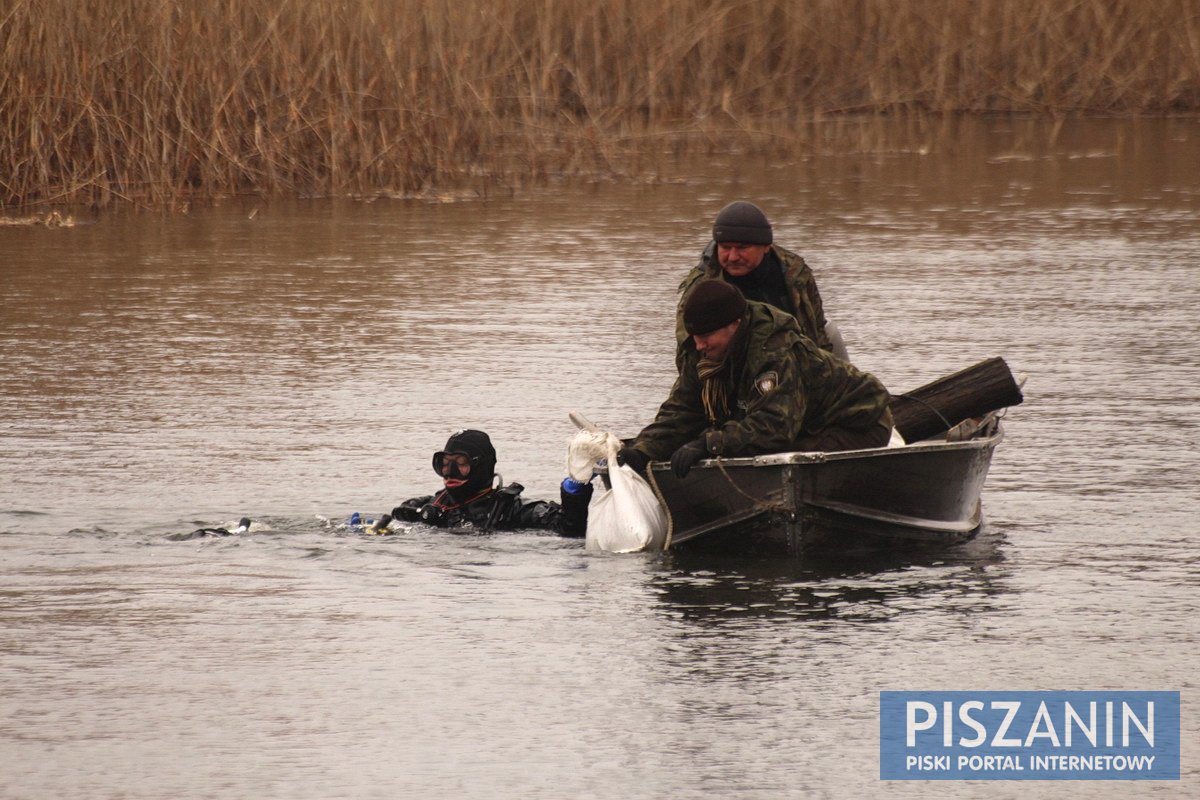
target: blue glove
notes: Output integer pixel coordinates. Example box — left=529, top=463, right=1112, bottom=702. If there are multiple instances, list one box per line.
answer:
left=561, top=476, right=592, bottom=495
left=670, top=437, right=708, bottom=478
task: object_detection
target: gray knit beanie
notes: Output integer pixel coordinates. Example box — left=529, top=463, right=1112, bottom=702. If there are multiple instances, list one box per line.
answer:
left=712, top=201, right=772, bottom=245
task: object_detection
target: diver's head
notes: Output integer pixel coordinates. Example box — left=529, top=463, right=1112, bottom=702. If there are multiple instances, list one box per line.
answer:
left=432, top=429, right=497, bottom=499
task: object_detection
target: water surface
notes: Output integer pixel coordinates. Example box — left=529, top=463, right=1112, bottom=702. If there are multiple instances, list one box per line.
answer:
left=2, top=117, right=1198, bottom=798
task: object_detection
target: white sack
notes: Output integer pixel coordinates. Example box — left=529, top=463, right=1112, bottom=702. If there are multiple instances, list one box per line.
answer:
left=566, top=428, right=668, bottom=553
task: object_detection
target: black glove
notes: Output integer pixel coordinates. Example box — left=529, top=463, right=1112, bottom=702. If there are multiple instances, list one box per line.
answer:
left=392, top=500, right=422, bottom=522
left=417, top=503, right=445, bottom=526
left=670, top=437, right=708, bottom=478
left=616, top=446, right=650, bottom=477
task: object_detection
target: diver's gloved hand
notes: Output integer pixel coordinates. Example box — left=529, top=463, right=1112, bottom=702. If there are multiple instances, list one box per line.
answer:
left=616, top=446, right=650, bottom=477
left=392, top=500, right=422, bottom=522
left=561, top=476, right=592, bottom=495
left=417, top=503, right=445, bottom=526
left=670, top=437, right=708, bottom=478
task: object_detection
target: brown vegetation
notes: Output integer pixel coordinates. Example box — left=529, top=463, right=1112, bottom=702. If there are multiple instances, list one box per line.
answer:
left=2, top=0, right=1197, bottom=209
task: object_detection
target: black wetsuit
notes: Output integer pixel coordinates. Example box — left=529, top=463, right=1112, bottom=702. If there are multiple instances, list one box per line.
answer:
left=392, top=482, right=591, bottom=537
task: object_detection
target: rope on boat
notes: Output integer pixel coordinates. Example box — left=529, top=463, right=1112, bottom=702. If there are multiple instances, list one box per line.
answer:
left=646, top=456, right=796, bottom=551
left=891, top=392, right=953, bottom=432
left=714, top=459, right=790, bottom=515
left=646, top=466, right=674, bottom=551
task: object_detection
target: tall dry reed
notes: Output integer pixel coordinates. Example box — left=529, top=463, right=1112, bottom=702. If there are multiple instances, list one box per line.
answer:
left=2, top=0, right=1197, bottom=208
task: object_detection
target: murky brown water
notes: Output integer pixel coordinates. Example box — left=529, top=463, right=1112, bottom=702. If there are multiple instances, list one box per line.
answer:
left=2, top=117, right=1198, bottom=798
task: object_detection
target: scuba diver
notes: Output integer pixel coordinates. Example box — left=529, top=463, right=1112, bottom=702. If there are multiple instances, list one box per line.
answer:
left=168, top=517, right=252, bottom=540
left=389, top=429, right=591, bottom=536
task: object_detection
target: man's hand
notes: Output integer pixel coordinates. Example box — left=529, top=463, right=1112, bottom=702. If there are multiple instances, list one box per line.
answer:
left=417, top=503, right=445, bottom=526
left=561, top=476, right=592, bottom=495
left=670, top=437, right=708, bottom=478
left=616, top=446, right=650, bottom=477
left=392, top=500, right=422, bottom=522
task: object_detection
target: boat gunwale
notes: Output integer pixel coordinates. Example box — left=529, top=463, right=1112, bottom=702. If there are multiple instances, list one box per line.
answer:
left=645, top=420, right=1005, bottom=473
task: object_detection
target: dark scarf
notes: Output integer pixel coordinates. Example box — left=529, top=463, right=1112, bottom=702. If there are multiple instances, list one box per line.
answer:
left=696, top=317, right=750, bottom=425
left=698, top=356, right=730, bottom=425
left=726, top=251, right=792, bottom=316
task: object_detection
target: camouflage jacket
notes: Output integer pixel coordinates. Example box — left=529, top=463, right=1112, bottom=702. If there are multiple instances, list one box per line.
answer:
left=635, top=302, right=889, bottom=460
left=392, top=482, right=591, bottom=537
left=676, top=242, right=833, bottom=352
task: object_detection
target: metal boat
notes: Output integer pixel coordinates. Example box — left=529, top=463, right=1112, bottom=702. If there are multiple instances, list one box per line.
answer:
left=645, top=414, right=1005, bottom=556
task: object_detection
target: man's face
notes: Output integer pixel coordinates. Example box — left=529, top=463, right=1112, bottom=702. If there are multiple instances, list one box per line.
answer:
left=717, top=242, right=769, bottom=277
left=438, top=452, right=473, bottom=488
left=692, top=319, right=741, bottom=362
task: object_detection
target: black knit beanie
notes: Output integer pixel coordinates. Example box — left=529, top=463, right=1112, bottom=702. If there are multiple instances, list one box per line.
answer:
left=712, top=201, right=772, bottom=245
left=683, top=281, right=748, bottom=335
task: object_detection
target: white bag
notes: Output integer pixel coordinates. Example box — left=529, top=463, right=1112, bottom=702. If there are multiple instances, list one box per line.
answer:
left=566, top=424, right=668, bottom=553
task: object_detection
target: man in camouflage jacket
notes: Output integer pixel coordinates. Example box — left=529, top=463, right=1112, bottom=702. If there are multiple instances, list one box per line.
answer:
left=626, top=282, right=892, bottom=478
left=675, top=201, right=834, bottom=353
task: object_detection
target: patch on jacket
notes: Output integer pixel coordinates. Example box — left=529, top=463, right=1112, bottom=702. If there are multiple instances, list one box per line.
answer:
left=755, top=370, right=779, bottom=396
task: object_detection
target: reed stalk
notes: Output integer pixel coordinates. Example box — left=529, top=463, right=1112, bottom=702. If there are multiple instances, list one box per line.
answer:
left=2, top=0, right=1197, bottom=209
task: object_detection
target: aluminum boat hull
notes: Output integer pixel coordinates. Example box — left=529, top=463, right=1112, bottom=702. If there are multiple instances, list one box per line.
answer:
left=647, top=420, right=1004, bottom=556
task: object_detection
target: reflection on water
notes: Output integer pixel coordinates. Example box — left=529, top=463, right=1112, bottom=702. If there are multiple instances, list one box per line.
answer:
left=652, top=530, right=1010, bottom=627
left=2, top=117, right=1199, bottom=798
left=647, top=532, right=1016, bottom=702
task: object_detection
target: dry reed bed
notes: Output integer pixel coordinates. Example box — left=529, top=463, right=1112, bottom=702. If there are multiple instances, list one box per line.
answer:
left=2, top=0, right=1198, bottom=208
